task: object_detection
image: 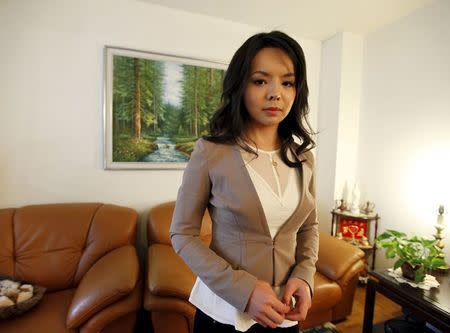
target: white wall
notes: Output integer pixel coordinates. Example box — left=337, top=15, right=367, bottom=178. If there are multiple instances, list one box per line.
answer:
left=359, top=0, right=450, bottom=267
left=316, top=32, right=364, bottom=233
left=0, top=0, right=321, bottom=255
left=334, top=33, right=363, bottom=201
left=316, top=34, right=342, bottom=232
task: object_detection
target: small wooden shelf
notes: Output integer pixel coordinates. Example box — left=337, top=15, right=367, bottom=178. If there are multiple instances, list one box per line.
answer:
left=331, top=209, right=380, bottom=275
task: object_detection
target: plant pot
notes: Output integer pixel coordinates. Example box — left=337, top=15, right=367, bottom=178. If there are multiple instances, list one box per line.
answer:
left=400, top=262, right=423, bottom=282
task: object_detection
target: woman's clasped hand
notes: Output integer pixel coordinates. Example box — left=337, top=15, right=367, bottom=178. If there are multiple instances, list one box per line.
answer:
left=246, top=278, right=311, bottom=328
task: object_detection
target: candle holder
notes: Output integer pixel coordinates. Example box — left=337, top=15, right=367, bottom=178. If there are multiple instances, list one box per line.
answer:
left=433, top=205, right=449, bottom=272
left=434, top=205, right=445, bottom=257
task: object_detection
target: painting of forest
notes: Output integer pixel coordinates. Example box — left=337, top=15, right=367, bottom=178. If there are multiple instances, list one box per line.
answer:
left=106, top=48, right=225, bottom=168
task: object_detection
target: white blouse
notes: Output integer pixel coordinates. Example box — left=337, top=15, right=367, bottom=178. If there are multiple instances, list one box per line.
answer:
left=189, top=147, right=301, bottom=332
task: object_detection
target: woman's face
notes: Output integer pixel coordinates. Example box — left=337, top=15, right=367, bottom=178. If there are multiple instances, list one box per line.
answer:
left=243, top=47, right=296, bottom=131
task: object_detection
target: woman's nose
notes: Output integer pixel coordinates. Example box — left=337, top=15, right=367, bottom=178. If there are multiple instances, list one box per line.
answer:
left=267, top=83, right=281, bottom=101
left=268, top=94, right=281, bottom=101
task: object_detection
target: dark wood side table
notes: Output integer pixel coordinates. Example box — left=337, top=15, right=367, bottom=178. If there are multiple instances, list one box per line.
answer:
left=363, top=270, right=450, bottom=333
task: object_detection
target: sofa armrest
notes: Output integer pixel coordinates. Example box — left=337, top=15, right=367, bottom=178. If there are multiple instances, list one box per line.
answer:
left=79, top=279, right=142, bottom=333
left=66, top=245, right=139, bottom=328
left=316, top=233, right=365, bottom=283
left=147, top=244, right=195, bottom=299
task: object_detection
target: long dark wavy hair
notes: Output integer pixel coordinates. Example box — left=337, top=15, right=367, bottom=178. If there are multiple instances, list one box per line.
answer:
left=204, top=31, right=316, bottom=167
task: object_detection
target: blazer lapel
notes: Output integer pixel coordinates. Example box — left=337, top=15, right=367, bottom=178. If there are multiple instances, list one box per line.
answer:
left=231, top=145, right=271, bottom=236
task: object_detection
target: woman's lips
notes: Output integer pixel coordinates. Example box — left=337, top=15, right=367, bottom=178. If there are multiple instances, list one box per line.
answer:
left=263, top=107, right=282, bottom=112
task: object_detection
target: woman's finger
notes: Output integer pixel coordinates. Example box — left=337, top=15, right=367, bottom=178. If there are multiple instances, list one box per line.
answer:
left=257, top=313, right=279, bottom=329
left=285, top=298, right=309, bottom=321
left=264, top=305, right=286, bottom=326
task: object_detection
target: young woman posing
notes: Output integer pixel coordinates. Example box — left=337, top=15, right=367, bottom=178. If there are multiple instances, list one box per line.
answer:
left=170, top=31, right=318, bottom=333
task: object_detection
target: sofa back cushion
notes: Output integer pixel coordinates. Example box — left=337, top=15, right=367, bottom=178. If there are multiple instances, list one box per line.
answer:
left=0, top=203, right=137, bottom=291
left=147, top=201, right=211, bottom=246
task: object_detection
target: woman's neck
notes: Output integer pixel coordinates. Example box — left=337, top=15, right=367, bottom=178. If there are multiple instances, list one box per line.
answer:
left=243, top=125, right=281, bottom=151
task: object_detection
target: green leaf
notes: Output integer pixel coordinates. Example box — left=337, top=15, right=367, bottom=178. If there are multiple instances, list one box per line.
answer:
left=422, top=239, right=437, bottom=247
left=387, top=230, right=407, bottom=238
left=394, top=259, right=405, bottom=270
left=377, top=233, right=393, bottom=241
left=386, top=248, right=397, bottom=259
left=430, top=258, right=447, bottom=268
left=410, top=259, right=422, bottom=266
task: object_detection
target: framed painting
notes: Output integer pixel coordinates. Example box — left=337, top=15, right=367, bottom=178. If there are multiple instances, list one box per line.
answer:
left=103, top=46, right=227, bottom=169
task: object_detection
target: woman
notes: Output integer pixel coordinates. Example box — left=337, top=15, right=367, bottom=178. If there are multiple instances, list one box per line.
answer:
left=170, top=31, right=319, bottom=333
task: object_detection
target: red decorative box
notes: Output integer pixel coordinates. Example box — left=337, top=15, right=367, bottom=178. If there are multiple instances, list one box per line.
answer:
left=339, top=219, right=368, bottom=239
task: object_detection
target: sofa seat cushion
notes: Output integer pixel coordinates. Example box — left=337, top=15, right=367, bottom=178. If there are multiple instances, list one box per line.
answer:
left=0, top=289, right=76, bottom=333
left=144, top=290, right=196, bottom=319
left=309, top=273, right=342, bottom=312
left=147, top=244, right=195, bottom=299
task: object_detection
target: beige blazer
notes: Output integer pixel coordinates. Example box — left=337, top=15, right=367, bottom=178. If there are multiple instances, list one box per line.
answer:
left=170, top=138, right=319, bottom=313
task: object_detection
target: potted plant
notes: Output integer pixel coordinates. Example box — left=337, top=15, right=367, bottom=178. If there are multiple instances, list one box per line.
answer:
left=376, top=230, right=447, bottom=283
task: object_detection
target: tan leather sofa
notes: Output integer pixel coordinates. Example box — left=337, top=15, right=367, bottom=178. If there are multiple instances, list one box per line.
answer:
left=0, top=203, right=142, bottom=333
left=144, top=201, right=365, bottom=333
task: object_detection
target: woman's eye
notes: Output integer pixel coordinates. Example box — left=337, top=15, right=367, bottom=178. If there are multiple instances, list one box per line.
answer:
left=283, top=81, right=295, bottom=87
left=253, top=79, right=266, bottom=85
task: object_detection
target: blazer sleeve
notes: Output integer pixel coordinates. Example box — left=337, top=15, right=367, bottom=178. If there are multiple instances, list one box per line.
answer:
left=289, top=150, right=319, bottom=295
left=169, top=139, right=258, bottom=312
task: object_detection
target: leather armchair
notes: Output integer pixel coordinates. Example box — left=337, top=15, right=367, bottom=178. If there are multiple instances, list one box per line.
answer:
left=144, top=201, right=365, bottom=333
left=0, top=203, right=142, bottom=333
